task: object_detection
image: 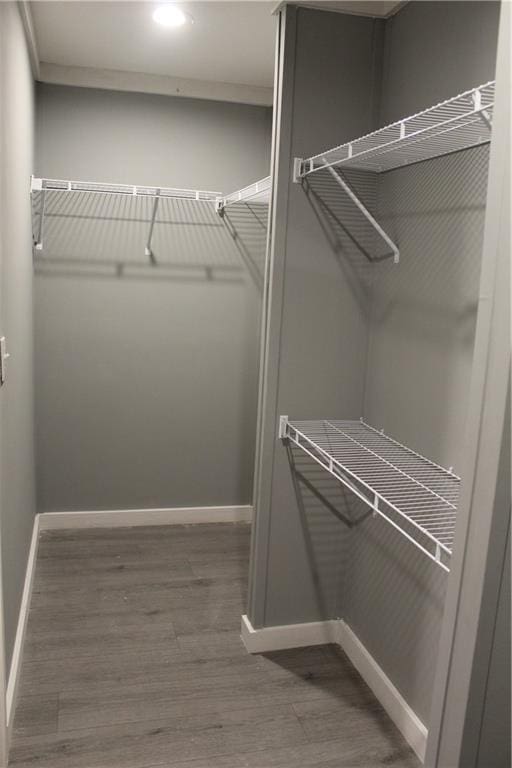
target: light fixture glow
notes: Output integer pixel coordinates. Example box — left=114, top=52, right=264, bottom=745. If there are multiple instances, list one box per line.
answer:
left=153, top=5, right=189, bottom=27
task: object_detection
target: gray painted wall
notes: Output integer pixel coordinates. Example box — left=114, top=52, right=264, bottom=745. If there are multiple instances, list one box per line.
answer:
left=249, top=6, right=383, bottom=628
left=249, top=0, right=500, bottom=727
left=366, top=0, right=501, bottom=470
left=476, top=524, right=510, bottom=767
left=347, top=1, right=500, bottom=721
left=0, top=3, right=37, bottom=669
left=35, top=84, right=271, bottom=512
left=379, top=0, right=500, bottom=123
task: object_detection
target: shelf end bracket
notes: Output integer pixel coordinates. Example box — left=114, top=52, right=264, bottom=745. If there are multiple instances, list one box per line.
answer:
left=33, top=183, right=46, bottom=252
left=292, top=158, right=304, bottom=184
left=279, top=415, right=289, bottom=440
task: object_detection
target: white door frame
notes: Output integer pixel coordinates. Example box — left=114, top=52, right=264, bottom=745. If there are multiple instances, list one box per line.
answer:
left=0, top=5, right=10, bottom=762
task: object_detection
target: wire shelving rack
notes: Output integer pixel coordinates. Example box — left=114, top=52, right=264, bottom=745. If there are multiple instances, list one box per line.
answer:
left=297, top=81, right=495, bottom=177
left=217, top=175, right=271, bottom=213
left=293, top=81, right=495, bottom=264
left=30, top=176, right=222, bottom=255
left=279, top=417, right=460, bottom=572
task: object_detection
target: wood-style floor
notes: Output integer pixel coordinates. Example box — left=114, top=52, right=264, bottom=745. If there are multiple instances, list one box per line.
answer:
left=9, top=523, right=419, bottom=767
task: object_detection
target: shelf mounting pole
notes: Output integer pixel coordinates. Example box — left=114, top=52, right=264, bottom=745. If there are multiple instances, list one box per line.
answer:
left=144, top=190, right=160, bottom=263
left=322, top=160, right=400, bottom=263
left=34, top=183, right=46, bottom=251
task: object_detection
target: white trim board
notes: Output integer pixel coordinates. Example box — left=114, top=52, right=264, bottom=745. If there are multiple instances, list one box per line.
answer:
left=6, top=514, right=41, bottom=739
left=240, top=614, right=427, bottom=762
left=272, top=1, right=404, bottom=19
left=241, top=613, right=338, bottom=652
left=38, top=505, right=253, bottom=530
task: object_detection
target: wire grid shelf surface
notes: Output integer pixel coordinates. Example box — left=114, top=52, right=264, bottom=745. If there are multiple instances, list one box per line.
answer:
left=220, top=176, right=272, bottom=209
left=301, top=81, right=495, bottom=176
left=31, top=177, right=221, bottom=202
left=283, top=418, right=460, bottom=571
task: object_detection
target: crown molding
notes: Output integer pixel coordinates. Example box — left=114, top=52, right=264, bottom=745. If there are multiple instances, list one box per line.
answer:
left=38, top=62, right=274, bottom=107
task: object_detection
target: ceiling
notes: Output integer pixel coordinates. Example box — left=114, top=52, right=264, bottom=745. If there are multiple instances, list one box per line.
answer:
left=31, top=2, right=276, bottom=87
left=28, top=1, right=404, bottom=106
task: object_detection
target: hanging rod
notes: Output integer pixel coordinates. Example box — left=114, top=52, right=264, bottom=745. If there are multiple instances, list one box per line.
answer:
left=30, top=176, right=221, bottom=254
left=216, top=175, right=271, bottom=215
left=279, top=416, right=460, bottom=572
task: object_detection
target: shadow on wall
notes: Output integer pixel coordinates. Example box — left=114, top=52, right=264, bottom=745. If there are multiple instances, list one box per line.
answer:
left=344, top=512, right=448, bottom=723
left=284, top=440, right=447, bottom=722
left=223, top=202, right=268, bottom=292
left=285, top=444, right=370, bottom=620
left=293, top=168, right=378, bottom=317
left=302, top=167, right=395, bottom=261
left=31, top=190, right=268, bottom=290
left=366, top=144, right=490, bottom=471
left=257, top=644, right=417, bottom=766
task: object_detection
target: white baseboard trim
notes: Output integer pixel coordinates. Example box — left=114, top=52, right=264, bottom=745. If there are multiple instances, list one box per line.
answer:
left=241, top=614, right=339, bottom=653
left=6, top=513, right=41, bottom=738
left=240, top=615, right=427, bottom=763
left=38, top=505, right=253, bottom=530
left=337, top=620, right=428, bottom=762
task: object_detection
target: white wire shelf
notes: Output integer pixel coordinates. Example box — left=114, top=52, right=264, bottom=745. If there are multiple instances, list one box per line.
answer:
left=30, top=176, right=221, bottom=201
left=217, top=175, right=271, bottom=213
left=298, top=81, right=495, bottom=177
left=279, top=417, right=461, bottom=572
left=30, top=176, right=222, bottom=255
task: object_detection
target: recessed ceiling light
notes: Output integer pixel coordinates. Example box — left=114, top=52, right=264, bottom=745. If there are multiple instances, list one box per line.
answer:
left=153, top=5, right=191, bottom=28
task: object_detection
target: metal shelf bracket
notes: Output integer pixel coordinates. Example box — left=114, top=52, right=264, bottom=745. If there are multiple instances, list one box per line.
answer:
left=322, top=161, right=400, bottom=264
left=291, top=160, right=400, bottom=263
left=472, top=88, right=492, bottom=130
left=31, top=176, right=45, bottom=251
left=144, top=190, right=160, bottom=263
left=292, top=158, right=304, bottom=184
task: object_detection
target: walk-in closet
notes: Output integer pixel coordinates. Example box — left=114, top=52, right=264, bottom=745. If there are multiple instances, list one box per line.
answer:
left=0, top=1, right=509, bottom=767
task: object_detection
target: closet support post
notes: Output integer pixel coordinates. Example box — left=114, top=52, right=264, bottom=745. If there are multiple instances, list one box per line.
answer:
left=144, top=191, right=160, bottom=262
left=31, top=175, right=46, bottom=251
left=322, top=160, right=400, bottom=263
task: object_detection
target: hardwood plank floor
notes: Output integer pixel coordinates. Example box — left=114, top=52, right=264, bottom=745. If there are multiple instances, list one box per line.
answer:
left=9, top=523, right=419, bottom=767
